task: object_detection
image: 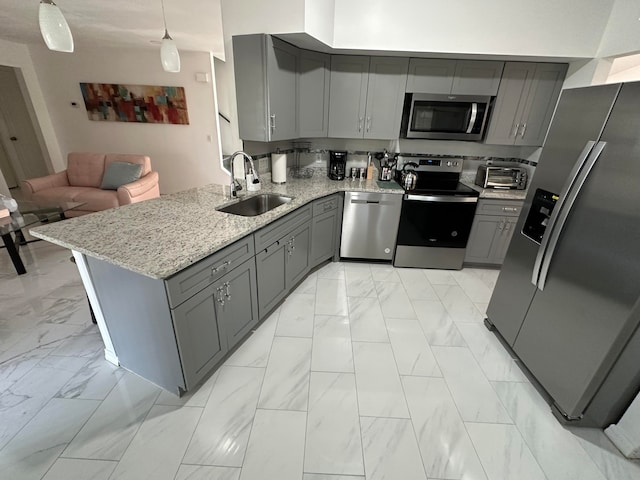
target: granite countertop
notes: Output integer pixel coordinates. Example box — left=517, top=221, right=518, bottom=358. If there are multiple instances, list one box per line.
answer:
left=30, top=173, right=403, bottom=280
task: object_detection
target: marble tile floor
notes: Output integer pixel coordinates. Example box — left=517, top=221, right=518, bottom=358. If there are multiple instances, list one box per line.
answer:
left=1, top=241, right=640, bottom=480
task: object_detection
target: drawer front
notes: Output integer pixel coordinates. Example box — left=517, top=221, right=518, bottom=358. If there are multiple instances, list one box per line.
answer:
left=312, top=194, right=340, bottom=217
left=166, top=236, right=255, bottom=308
left=476, top=199, right=524, bottom=217
left=254, top=205, right=312, bottom=251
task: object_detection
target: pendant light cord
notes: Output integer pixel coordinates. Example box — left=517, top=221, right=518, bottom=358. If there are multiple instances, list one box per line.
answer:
left=161, top=0, right=169, bottom=35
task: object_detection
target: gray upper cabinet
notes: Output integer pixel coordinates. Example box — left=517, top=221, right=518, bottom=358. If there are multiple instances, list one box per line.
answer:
left=233, top=34, right=298, bottom=141
left=365, top=57, right=410, bottom=139
left=407, top=59, right=504, bottom=96
left=406, top=59, right=456, bottom=93
left=298, top=49, right=331, bottom=138
left=485, top=62, right=567, bottom=146
left=452, top=60, right=505, bottom=96
left=328, top=55, right=408, bottom=139
left=328, top=55, right=370, bottom=138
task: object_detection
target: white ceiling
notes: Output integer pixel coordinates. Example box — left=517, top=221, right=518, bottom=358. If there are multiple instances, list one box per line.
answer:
left=0, top=0, right=225, bottom=57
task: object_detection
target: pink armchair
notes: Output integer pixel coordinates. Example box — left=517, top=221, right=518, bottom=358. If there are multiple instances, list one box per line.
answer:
left=21, top=152, right=160, bottom=217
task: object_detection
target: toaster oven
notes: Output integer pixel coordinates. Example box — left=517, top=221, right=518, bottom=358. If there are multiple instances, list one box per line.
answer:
left=475, top=165, right=527, bottom=190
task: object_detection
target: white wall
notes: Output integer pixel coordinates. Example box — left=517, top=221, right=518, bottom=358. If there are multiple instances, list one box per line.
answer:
left=28, top=46, right=226, bottom=194
left=598, top=0, right=640, bottom=58
left=0, top=38, right=64, bottom=174
left=304, top=0, right=335, bottom=46
left=332, top=0, right=613, bottom=58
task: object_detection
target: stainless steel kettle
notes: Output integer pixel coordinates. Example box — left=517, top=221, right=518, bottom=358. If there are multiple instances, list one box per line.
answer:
left=401, top=162, right=419, bottom=190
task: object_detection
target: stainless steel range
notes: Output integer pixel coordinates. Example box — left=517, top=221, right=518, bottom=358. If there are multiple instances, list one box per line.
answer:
left=393, top=156, right=479, bottom=270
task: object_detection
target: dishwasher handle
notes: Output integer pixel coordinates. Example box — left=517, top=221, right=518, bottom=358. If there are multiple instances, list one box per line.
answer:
left=404, top=194, right=478, bottom=203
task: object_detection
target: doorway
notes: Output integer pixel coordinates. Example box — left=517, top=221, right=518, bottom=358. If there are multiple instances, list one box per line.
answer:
left=0, top=65, right=50, bottom=197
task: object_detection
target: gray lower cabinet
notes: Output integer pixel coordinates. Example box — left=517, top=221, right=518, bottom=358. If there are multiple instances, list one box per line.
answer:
left=214, top=258, right=259, bottom=351
left=310, top=194, right=342, bottom=268
left=171, top=283, right=226, bottom=391
left=485, top=62, right=567, bottom=146
left=254, top=205, right=313, bottom=319
left=171, top=257, right=259, bottom=390
left=464, top=199, right=523, bottom=265
left=255, top=237, right=288, bottom=317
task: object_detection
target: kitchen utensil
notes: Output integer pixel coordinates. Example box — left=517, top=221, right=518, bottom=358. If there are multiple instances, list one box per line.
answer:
left=401, top=162, right=419, bottom=190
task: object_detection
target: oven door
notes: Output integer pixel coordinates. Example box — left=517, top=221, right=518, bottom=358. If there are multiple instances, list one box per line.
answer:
left=402, top=93, right=490, bottom=141
left=394, top=194, right=478, bottom=269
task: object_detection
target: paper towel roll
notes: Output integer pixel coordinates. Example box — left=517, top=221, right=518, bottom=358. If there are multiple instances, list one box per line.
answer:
left=271, top=153, right=287, bottom=184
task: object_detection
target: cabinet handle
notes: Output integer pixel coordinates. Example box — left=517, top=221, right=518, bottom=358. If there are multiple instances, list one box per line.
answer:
left=519, top=123, right=527, bottom=138
left=498, top=220, right=505, bottom=231
left=512, top=123, right=520, bottom=138
left=216, top=285, right=225, bottom=306
left=224, top=281, right=231, bottom=300
left=358, top=117, right=363, bottom=132
left=270, top=114, right=276, bottom=134
left=366, top=116, right=371, bottom=133
left=503, top=207, right=517, bottom=213
left=504, top=222, right=511, bottom=232
left=211, top=260, right=231, bottom=274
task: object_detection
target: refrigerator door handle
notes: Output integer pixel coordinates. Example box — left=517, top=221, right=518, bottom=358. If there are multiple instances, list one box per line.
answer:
left=531, top=141, right=597, bottom=287
left=537, top=141, right=607, bottom=290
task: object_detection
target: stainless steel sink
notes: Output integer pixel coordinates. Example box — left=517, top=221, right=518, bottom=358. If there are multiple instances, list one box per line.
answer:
left=216, top=193, right=293, bottom=217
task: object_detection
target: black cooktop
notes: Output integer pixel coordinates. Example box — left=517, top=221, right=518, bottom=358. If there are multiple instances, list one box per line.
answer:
left=394, top=171, right=479, bottom=197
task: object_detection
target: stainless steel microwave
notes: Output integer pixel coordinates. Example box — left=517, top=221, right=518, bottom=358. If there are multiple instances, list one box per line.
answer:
left=400, top=93, right=492, bottom=141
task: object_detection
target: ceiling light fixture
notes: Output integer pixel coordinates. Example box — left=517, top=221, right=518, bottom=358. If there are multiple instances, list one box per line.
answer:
left=160, top=0, right=180, bottom=73
left=38, top=0, right=74, bottom=53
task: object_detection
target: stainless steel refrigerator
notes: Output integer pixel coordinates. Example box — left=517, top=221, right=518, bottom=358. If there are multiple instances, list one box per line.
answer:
left=486, top=81, right=640, bottom=428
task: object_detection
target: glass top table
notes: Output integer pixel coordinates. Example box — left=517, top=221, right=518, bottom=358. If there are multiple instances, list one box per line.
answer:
left=1, top=199, right=85, bottom=275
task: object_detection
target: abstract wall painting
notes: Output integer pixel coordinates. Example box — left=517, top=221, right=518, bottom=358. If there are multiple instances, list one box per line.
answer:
left=79, top=83, right=189, bottom=125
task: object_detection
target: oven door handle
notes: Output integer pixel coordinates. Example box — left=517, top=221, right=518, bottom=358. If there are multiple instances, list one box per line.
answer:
left=405, top=194, right=478, bottom=203
left=466, top=103, right=478, bottom=134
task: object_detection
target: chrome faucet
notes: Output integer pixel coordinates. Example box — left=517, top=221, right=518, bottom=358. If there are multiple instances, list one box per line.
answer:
left=227, top=151, right=260, bottom=198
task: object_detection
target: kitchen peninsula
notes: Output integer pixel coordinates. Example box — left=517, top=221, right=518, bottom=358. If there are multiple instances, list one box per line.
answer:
left=29, top=173, right=397, bottom=395
left=31, top=172, right=525, bottom=395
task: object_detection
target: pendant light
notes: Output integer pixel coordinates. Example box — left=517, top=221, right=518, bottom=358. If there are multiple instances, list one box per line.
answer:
left=160, top=0, right=180, bottom=73
left=38, top=0, right=74, bottom=53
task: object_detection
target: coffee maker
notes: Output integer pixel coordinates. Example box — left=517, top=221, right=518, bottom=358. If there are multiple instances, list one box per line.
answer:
left=328, top=151, right=347, bottom=180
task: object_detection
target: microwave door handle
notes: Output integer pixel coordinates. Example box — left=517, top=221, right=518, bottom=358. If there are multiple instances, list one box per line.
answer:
left=537, top=141, right=606, bottom=291
left=466, top=103, right=478, bottom=134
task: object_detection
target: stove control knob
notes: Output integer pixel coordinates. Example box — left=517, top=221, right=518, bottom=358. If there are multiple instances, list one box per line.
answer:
left=447, top=161, right=452, bottom=167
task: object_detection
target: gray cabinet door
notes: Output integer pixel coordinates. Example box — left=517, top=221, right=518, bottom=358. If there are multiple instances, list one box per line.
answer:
left=328, top=55, right=370, bottom=138
left=515, top=63, right=567, bottom=146
left=255, top=239, right=287, bottom=319
left=298, top=49, right=330, bottom=138
left=484, top=62, right=536, bottom=145
left=215, top=258, right=259, bottom=350
left=485, top=62, right=567, bottom=146
left=172, top=284, right=226, bottom=390
left=406, top=58, right=456, bottom=93
left=311, top=208, right=338, bottom=268
left=492, top=217, right=518, bottom=264
left=364, top=57, right=409, bottom=139
left=452, top=60, right=504, bottom=96
left=464, top=215, right=503, bottom=264
left=267, top=37, right=298, bottom=141
left=233, top=34, right=297, bottom=142
left=286, top=221, right=311, bottom=289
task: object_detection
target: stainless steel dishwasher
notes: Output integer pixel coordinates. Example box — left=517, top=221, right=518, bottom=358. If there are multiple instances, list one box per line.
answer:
left=340, top=192, right=403, bottom=260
